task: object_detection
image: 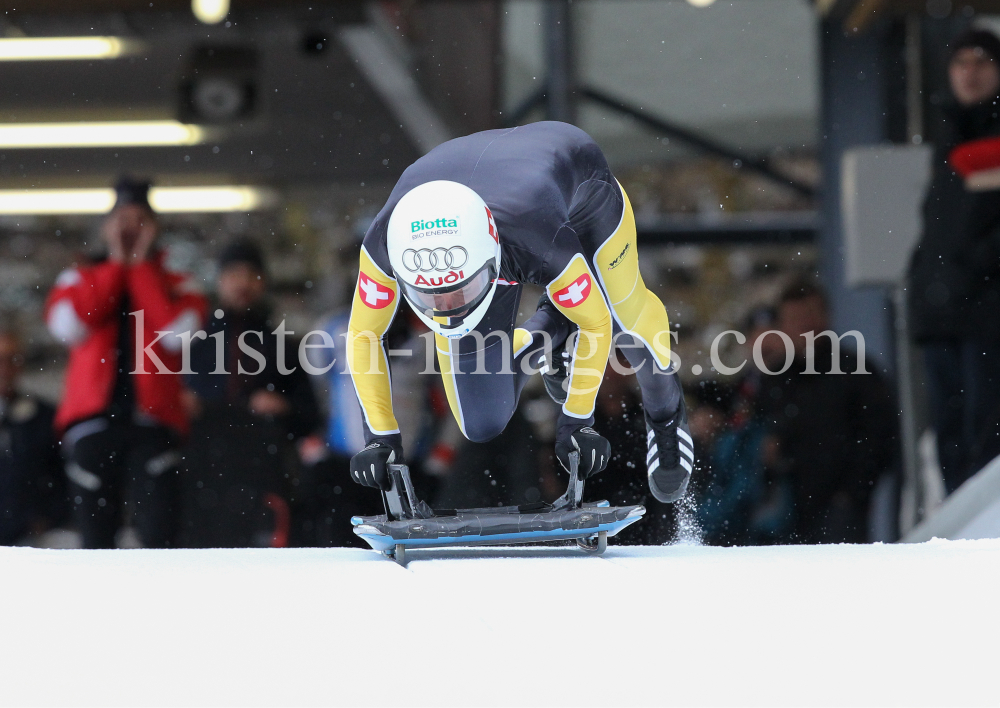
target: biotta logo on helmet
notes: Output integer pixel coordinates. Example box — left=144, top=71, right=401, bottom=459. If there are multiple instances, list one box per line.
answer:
left=402, top=246, right=468, bottom=273
left=411, top=216, right=460, bottom=241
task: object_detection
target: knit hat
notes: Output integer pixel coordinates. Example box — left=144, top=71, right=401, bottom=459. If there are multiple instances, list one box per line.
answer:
left=113, top=176, right=152, bottom=212
left=951, top=28, right=1000, bottom=63
left=218, top=238, right=266, bottom=274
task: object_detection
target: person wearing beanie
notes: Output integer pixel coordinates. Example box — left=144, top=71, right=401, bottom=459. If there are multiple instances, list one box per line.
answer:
left=908, top=27, right=1000, bottom=493
left=217, top=238, right=266, bottom=276
left=44, top=176, right=208, bottom=548
left=949, top=29, right=1000, bottom=105
left=180, top=239, right=320, bottom=547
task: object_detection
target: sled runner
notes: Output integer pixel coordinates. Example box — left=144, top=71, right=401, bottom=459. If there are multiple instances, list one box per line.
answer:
left=352, top=452, right=645, bottom=565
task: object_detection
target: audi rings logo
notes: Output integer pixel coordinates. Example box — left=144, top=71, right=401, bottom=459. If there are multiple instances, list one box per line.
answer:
left=401, top=246, right=469, bottom=272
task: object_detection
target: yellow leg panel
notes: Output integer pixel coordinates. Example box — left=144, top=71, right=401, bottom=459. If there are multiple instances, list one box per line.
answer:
left=626, top=289, right=673, bottom=370
left=593, top=181, right=672, bottom=371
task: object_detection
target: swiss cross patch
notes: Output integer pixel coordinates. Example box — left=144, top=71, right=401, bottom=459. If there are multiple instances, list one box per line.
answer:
left=485, top=206, right=498, bottom=244
left=358, top=272, right=395, bottom=309
left=553, top=273, right=592, bottom=308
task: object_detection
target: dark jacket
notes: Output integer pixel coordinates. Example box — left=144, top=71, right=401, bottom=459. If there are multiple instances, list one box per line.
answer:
left=0, top=395, right=67, bottom=545
left=755, top=339, right=897, bottom=544
left=186, top=304, right=321, bottom=440
left=909, top=98, right=1000, bottom=342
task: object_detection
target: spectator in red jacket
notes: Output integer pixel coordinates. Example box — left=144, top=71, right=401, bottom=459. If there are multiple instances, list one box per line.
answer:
left=45, top=177, right=208, bottom=548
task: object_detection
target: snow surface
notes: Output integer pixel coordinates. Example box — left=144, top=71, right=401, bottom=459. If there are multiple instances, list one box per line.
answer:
left=2, top=540, right=1000, bottom=707
left=905, top=453, right=1000, bottom=543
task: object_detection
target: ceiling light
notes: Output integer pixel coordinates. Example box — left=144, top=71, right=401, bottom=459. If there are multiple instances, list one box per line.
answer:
left=0, top=187, right=278, bottom=214
left=0, top=189, right=115, bottom=214
left=0, top=36, right=140, bottom=61
left=0, top=121, right=206, bottom=148
left=150, top=186, right=277, bottom=212
left=192, top=0, right=230, bottom=24
left=686, top=0, right=716, bottom=6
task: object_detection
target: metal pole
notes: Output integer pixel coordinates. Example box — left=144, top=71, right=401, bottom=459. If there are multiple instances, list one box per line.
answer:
left=898, top=16, right=927, bottom=534
left=894, top=284, right=923, bottom=534
left=905, top=15, right=924, bottom=144
left=583, top=87, right=816, bottom=198
left=544, top=0, right=575, bottom=124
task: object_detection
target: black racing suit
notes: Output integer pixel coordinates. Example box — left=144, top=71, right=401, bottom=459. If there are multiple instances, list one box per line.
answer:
left=348, top=121, right=681, bottom=461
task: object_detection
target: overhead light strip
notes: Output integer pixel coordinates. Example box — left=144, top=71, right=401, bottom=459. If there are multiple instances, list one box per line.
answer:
left=0, top=187, right=278, bottom=214
left=192, top=0, right=230, bottom=24
left=151, top=187, right=277, bottom=213
left=0, top=37, right=141, bottom=61
left=0, top=121, right=206, bottom=148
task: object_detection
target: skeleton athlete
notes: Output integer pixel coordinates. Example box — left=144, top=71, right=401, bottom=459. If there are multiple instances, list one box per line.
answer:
left=347, top=121, right=693, bottom=503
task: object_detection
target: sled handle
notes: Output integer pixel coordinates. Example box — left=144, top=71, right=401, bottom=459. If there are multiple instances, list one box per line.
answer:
left=551, top=451, right=583, bottom=511
left=568, top=451, right=583, bottom=508
left=384, top=463, right=418, bottom=520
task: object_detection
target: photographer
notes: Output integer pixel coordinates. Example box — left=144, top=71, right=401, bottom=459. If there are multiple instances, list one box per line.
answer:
left=45, top=177, right=207, bottom=548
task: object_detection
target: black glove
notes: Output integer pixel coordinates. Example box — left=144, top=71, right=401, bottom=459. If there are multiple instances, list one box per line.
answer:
left=555, top=424, right=610, bottom=479
left=350, top=441, right=400, bottom=490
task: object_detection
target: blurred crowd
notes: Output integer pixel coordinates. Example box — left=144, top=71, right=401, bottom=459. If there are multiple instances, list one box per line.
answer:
left=689, top=281, right=898, bottom=545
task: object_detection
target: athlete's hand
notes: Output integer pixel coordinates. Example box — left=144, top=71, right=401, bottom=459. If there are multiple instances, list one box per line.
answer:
left=350, top=440, right=401, bottom=490
left=555, top=424, right=610, bottom=478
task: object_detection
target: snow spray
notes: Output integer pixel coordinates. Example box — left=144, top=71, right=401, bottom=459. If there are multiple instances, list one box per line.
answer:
left=671, top=493, right=703, bottom=546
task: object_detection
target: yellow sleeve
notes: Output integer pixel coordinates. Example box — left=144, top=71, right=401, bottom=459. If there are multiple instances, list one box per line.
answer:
left=346, top=246, right=400, bottom=436
left=546, top=254, right=613, bottom=419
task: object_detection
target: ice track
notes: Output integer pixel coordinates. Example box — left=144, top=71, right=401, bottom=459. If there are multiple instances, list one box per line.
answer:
left=2, top=540, right=999, bottom=706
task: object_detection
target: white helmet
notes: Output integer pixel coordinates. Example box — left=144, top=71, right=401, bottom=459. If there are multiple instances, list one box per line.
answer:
left=387, top=180, right=502, bottom=339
